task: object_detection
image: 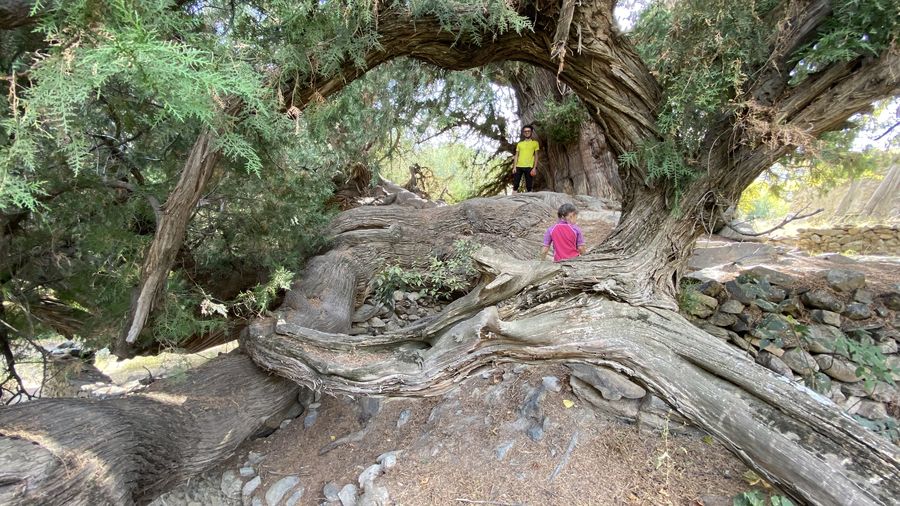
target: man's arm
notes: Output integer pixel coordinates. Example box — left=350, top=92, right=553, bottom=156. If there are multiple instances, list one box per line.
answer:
left=530, top=144, right=538, bottom=176
left=512, top=151, right=519, bottom=174
left=540, top=245, right=550, bottom=260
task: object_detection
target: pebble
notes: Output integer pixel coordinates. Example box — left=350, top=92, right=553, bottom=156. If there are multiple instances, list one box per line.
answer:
left=265, top=475, right=301, bottom=506
left=542, top=376, right=562, bottom=393
left=220, top=470, right=242, bottom=499
left=324, top=482, right=342, bottom=501
left=339, top=484, right=359, bottom=506
left=239, top=466, right=256, bottom=478
left=247, top=451, right=264, bottom=465
left=251, top=497, right=263, bottom=506
left=279, top=419, right=292, bottom=429
left=376, top=451, right=398, bottom=470
left=242, top=476, right=261, bottom=497
left=304, top=409, right=319, bottom=429
left=284, top=489, right=304, bottom=506
left=495, top=441, right=514, bottom=461
left=358, top=463, right=384, bottom=488
left=396, top=408, right=412, bottom=428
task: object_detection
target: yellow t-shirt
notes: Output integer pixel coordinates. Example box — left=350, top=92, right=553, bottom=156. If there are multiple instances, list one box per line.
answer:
left=516, top=139, right=539, bottom=168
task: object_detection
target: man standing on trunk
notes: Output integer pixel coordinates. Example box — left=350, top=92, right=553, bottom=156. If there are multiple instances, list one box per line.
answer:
left=511, top=125, right=539, bottom=193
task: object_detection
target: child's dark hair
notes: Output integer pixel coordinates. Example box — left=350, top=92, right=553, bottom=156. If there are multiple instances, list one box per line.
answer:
left=557, top=203, right=577, bottom=219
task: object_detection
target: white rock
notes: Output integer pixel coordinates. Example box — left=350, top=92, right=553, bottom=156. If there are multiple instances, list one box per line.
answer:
left=220, top=470, right=242, bottom=499
left=265, top=475, right=301, bottom=506
left=357, top=464, right=383, bottom=489
left=339, top=484, right=359, bottom=506
left=376, top=451, right=399, bottom=470
left=242, top=476, right=261, bottom=497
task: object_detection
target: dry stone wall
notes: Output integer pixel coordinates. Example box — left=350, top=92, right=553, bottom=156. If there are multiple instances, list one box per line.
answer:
left=792, top=225, right=900, bottom=254
left=681, top=266, right=900, bottom=443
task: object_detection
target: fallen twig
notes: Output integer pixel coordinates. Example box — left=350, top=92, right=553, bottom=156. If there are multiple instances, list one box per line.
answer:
left=455, top=499, right=523, bottom=506
left=548, top=430, right=579, bottom=482
left=722, top=207, right=823, bottom=238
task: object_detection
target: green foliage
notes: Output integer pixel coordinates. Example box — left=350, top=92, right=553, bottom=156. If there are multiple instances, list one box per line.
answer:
left=535, top=95, right=586, bottom=144
left=234, top=267, right=295, bottom=317
left=834, top=332, right=897, bottom=390
left=620, top=139, right=696, bottom=192
left=792, top=0, right=900, bottom=82
left=634, top=0, right=779, bottom=152
left=676, top=280, right=702, bottom=313
left=373, top=239, right=479, bottom=306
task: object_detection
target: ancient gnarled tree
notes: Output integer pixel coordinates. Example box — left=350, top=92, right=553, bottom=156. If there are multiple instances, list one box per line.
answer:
left=2, top=0, right=899, bottom=505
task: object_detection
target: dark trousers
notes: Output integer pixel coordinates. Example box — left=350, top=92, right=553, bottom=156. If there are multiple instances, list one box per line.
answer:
left=513, top=167, right=534, bottom=192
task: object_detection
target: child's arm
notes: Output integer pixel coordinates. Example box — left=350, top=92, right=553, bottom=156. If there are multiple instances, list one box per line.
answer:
left=576, top=226, right=586, bottom=255
left=541, top=226, right=553, bottom=260
left=540, top=245, right=550, bottom=260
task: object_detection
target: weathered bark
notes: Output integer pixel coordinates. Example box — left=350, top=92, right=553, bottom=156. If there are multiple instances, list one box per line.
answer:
left=241, top=193, right=900, bottom=506
left=0, top=352, right=298, bottom=505
left=509, top=67, right=622, bottom=200
left=116, top=130, right=225, bottom=357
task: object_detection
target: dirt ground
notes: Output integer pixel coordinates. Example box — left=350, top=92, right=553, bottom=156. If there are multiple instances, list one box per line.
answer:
left=233, top=364, right=750, bottom=506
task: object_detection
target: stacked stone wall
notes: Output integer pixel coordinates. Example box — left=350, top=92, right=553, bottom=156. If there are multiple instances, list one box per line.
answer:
left=790, top=225, right=900, bottom=254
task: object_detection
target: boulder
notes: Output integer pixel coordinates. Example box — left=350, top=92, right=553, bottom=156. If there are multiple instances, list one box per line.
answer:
left=752, top=299, right=780, bottom=313
left=567, top=364, right=646, bottom=401
left=853, top=399, right=889, bottom=420
left=756, top=351, right=793, bottom=378
left=824, top=269, right=866, bottom=293
left=719, top=299, right=744, bottom=314
left=809, top=309, right=842, bottom=327
left=804, top=324, right=843, bottom=353
left=843, top=303, right=873, bottom=321
left=815, top=355, right=862, bottom=383
left=781, top=348, right=819, bottom=376
left=802, top=289, right=845, bottom=313
left=743, top=266, right=797, bottom=287
left=699, top=323, right=738, bottom=341
left=750, top=314, right=802, bottom=349
left=708, top=312, right=737, bottom=327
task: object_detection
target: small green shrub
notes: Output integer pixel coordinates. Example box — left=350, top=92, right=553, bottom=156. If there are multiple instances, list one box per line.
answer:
left=676, top=279, right=703, bottom=314
left=834, top=332, right=897, bottom=390
left=372, top=239, right=479, bottom=306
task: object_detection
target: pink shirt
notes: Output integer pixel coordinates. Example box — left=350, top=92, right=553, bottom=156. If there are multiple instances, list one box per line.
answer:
left=543, top=219, right=585, bottom=262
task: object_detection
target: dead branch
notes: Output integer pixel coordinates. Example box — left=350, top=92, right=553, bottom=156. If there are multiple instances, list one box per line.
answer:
left=722, top=207, right=823, bottom=238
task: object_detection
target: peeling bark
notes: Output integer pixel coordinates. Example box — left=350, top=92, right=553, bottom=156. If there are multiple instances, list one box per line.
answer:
left=0, top=352, right=298, bottom=505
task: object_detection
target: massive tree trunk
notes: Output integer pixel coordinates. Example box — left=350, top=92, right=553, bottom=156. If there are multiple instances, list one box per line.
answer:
left=0, top=352, right=298, bottom=505
left=239, top=193, right=899, bottom=506
left=509, top=67, right=622, bottom=200
left=20, top=0, right=894, bottom=503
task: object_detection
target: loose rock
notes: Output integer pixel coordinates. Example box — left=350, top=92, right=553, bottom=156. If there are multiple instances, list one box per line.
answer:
left=220, top=470, right=242, bottom=499
left=339, top=484, right=359, bottom=506
left=756, top=351, right=793, bottom=378
left=815, top=355, right=862, bottom=383
left=242, top=476, right=261, bottom=497
left=542, top=376, right=562, bottom=393
left=843, top=303, right=873, bottom=321
left=719, top=299, right=744, bottom=314
left=265, top=476, right=301, bottom=506
left=781, top=348, right=819, bottom=376
left=810, top=309, right=842, bottom=327
left=568, top=364, right=646, bottom=400
left=324, top=483, right=342, bottom=502
left=802, top=289, right=845, bottom=313
left=825, top=269, right=866, bottom=293
left=396, top=408, right=411, bottom=428
left=358, top=464, right=384, bottom=489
